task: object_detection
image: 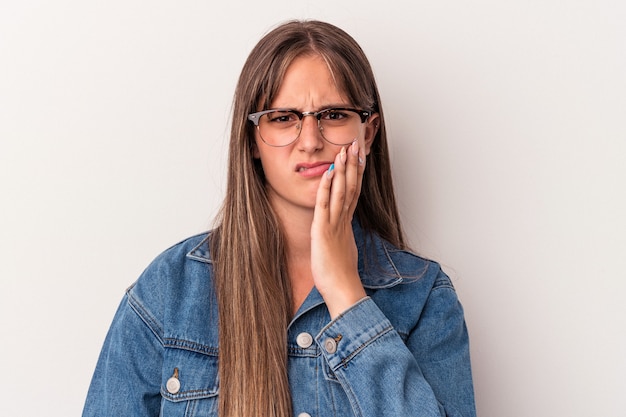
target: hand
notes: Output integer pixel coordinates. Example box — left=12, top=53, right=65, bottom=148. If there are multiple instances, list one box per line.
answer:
left=311, top=140, right=367, bottom=319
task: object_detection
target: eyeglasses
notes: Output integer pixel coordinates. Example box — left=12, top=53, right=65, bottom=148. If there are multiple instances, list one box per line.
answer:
left=247, top=107, right=371, bottom=147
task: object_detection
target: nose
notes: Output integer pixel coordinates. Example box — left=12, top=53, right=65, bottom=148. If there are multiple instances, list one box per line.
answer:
left=296, top=114, right=324, bottom=151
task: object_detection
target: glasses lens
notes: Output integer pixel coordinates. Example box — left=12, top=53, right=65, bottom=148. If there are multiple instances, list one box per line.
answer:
left=257, top=110, right=300, bottom=146
left=318, top=109, right=363, bottom=145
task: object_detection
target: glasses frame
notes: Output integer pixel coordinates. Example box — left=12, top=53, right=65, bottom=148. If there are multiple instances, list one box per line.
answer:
left=247, top=107, right=372, bottom=147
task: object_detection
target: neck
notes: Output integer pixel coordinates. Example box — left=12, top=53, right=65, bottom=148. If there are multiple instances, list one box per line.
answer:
left=280, top=212, right=313, bottom=261
left=269, top=199, right=314, bottom=260
left=269, top=195, right=316, bottom=314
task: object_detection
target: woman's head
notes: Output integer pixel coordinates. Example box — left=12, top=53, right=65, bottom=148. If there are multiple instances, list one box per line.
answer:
left=235, top=20, right=379, bottom=119
left=226, top=19, right=403, bottom=246
left=213, top=20, right=405, bottom=417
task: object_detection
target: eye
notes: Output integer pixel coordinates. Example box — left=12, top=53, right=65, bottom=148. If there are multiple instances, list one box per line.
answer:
left=320, top=109, right=349, bottom=121
left=267, top=111, right=298, bottom=123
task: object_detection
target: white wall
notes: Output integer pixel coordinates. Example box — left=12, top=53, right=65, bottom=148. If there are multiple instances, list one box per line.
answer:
left=1, top=1, right=624, bottom=416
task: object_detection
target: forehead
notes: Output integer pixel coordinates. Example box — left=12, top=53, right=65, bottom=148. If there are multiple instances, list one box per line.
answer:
left=269, top=54, right=348, bottom=109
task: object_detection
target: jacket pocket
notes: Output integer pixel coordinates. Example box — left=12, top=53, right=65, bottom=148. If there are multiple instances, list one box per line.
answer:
left=160, top=346, right=219, bottom=417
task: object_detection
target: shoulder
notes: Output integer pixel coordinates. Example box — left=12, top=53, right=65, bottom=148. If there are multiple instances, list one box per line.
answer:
left=124, top=232, right=215, bottom=337
left=358, top=231, right=459, bottom=336
left=130, top=232, right=212, bottom=290
left=152, top=231, right=212, bottom=266
left=357, top=228, right=448, bottom=290
left=385, top=243, right=453, bottom=290
left=135, top=232, right=211, bottom=280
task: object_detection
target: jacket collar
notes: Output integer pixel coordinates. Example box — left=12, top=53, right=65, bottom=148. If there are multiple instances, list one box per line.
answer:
left=353, top=220, right=405, bottom=289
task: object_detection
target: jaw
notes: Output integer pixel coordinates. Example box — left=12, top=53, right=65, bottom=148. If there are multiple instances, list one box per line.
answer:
left=266, top=179, right=320, bottom=218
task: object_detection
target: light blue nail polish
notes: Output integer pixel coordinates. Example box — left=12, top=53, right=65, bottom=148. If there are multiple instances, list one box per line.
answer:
left=328, top=163, right=335, bottom=173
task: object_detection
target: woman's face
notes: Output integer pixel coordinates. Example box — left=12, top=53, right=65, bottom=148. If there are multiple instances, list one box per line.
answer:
left=253, top=54, right=378, bottom=217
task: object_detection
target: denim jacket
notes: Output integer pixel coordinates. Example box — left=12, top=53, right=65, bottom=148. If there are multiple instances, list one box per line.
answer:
left=83, top=224, right=476, bottom=417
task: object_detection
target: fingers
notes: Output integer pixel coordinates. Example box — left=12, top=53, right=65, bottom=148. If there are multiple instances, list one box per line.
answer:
left=315, top=139, right=367, bottom=226
left=335, top=140, right=365, bottom=220
left=313, top=161, right=334, bottom=223
left=345, top=140, right=365, bottom=215
left=328, top=146, right=347, bottom=221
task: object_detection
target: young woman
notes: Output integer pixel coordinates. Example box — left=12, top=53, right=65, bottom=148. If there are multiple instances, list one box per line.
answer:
left=83, top=20, right=476, bottom=417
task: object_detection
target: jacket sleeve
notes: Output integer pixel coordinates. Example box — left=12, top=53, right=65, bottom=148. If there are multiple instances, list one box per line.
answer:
left=82, top=292, right=163, bottom=417
left=315, top=274, right=476, bottom=417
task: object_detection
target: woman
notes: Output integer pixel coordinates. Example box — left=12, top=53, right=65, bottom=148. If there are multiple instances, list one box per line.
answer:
left=83, top=20, right=476, bottom=417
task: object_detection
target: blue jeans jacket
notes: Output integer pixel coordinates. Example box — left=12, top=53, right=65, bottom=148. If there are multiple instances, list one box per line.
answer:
left=83, top=224, right=476, bottom=417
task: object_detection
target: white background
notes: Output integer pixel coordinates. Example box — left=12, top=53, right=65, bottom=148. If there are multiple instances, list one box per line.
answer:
left=1, top=1, right=624, bottom=416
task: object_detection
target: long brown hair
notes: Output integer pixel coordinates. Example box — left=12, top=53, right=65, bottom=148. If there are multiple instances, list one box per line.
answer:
left=210, top=20, right=405, bottom=417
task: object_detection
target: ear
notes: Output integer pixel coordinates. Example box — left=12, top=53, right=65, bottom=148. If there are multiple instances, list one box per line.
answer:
left=363, top=113, right=380, bottom=155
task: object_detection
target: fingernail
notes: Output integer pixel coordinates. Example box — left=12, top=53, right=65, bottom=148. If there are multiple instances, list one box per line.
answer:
left=327, top=163, right=335, bottom=177
left=358, top=149, right=365, bottom=166
left=351, top=140, right=359, bottom=155
left=340, top=146, right=347, bottom=164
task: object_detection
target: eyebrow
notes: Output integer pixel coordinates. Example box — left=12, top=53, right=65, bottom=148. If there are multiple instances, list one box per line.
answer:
left=267, top=103, right=355, bottom=111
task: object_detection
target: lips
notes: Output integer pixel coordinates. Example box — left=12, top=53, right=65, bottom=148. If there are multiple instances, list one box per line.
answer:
left=295, top=161, right=333, bottom=178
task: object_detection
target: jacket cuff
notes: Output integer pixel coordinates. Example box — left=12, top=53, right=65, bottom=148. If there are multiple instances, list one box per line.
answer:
left=315, top=296, right=394, bottom=370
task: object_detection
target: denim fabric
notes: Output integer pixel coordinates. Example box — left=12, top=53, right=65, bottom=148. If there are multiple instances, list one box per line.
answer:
left=83, top=224, right=476, bottom=417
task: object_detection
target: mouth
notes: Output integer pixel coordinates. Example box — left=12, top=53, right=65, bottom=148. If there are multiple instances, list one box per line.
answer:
left=295, top=162, right=333, bottom=177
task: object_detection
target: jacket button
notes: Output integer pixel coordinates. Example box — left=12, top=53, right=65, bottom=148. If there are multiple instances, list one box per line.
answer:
left=166, top=368, right=181, bottom=394
left=296, top=332, right=313, bottom=348
left=166, top=376, right=180, bottom=394
left=323, top=337, right=337, bottom=354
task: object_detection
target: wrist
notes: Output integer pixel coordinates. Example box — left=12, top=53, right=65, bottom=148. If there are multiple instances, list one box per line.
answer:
left=320, top=281, right=367, bottom=320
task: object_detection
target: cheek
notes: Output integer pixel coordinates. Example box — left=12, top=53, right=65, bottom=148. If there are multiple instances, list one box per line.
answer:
left=255, top=146, right=290, bottom=177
